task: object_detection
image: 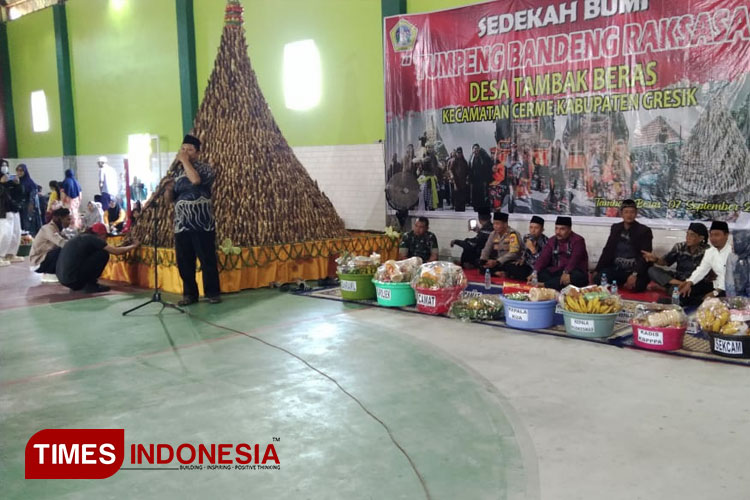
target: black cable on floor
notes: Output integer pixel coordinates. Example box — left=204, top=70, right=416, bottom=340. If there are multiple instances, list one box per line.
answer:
left=187, top=311, right=433, bottom=500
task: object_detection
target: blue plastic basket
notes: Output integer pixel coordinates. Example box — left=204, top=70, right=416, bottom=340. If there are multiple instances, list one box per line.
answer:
left=500, top=297, right=557, bottom=330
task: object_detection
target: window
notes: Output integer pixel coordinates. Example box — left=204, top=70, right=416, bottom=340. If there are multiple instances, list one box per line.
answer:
left=30, top=90, right=49, bottom=132
left=283, top=40, right=321, bottom=111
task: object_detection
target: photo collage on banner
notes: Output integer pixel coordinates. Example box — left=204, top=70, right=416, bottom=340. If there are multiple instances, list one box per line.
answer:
left=384, top=0, right=750, bottom=227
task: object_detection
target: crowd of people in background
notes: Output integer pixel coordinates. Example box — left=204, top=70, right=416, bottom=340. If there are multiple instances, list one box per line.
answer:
left=400, top=200, right=738, bottom=306
left=0, top=151, right=744, bottom=306
left=0, top=157, right=139, bottom=291
left=0, top=135, right=215, bottom=303
left=386, top=114, right=683, bottom=220
left=389, top=135, right=577, bottom=215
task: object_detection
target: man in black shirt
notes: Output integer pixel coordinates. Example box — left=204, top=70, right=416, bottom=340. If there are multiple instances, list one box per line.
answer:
left=594, top=199, right=653, bottom=292
left=56, top=223, right=139, bottom=293
left=451, top=209, right=492, bottom=268
left=506, top=216, right=548, bottom=280
left=642, top=222, right=712, bottom=305
left=163, top=134, right=221, bottom=305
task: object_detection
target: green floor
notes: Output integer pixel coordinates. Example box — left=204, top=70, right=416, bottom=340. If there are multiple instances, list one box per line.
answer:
left=1, top=289, right=528, bottom=499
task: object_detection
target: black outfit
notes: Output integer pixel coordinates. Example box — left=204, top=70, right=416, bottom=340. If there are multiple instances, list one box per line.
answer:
left=454, top=221, right=492, bottom=267
left=172, top=161, right=220, bottom=301
left=469, top=148, right=493, bottom=211
left=0, top=183, right=8, bottom=218
left=506, top=234, right=549, bottom=281
left=538, top=268, right=589, bottom=290
left=175, top=230, right=220, bottom=299
left=386, top=158, right=402, bottom=181
left=100, top=192, right=112, bottom=211
left=594, top=220, right=653, bottom=292
left=36, top=246, right=62, bottom=274
left=20, top=184, right=42, bottom=236
left=107, top=205, right=125, bottom=232
left=1, top=179, right=24, bottom=215
left=450, top=155, right=469, bottom=212
left=679, top=280, right=715, bottom=306
left=648, top=241, right=713, bottom=306
left=486, top=261, right=524, bottom=276
left=55, top=234, right=110, bottom=291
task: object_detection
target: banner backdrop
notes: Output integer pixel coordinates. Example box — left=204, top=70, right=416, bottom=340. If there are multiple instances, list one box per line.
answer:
left=384, top=0, right=750, bottom=227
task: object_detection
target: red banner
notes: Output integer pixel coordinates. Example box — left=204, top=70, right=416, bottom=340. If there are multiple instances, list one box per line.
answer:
left=384, top=0, right=750, bottom=226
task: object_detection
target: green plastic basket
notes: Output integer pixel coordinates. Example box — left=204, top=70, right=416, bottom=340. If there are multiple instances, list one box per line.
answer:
left=337, top=273, right=376, bottom=300
left=562, top=310, right=618, bottom=338
left=372, top=280, right=415, bottom=307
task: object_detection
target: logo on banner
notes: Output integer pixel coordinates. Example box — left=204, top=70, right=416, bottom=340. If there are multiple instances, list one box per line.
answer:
left=25, top=429, right=281, bottom=478
left=390, top=19, right=417, bottom=52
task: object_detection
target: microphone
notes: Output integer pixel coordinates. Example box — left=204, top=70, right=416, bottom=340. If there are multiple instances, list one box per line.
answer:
left=167, top=157, right=182, bottom=177
left=150, top=159, right=181, bottom=199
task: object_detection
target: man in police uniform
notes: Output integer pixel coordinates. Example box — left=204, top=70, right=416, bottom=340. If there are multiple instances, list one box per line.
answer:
left=480, top=211, right=522, bottom=277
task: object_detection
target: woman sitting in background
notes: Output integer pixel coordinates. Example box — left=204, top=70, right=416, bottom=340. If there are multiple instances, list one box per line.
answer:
left=45, top=181, right=61, bottom=223
left=122, top=201, right=141, bottom=233
left=103, top=198, right=125, bottom=233
left=60, top=169, right=83, bottom=229
left=83, top=201, right=105, bottom=229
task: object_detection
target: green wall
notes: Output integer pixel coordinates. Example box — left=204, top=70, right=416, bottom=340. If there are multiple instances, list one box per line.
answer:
left=5, top=0, right=483, bottom=157
left=194, top=0, right=385, bottom=147
left=407, top=0, right=482, bottom=13
left=7, top=8, right=62, bottom=158
left=66, top=0, right=182, bottom=155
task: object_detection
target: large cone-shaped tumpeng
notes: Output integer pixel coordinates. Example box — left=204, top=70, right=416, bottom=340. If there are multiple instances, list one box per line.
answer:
left=134, top=0, right=347, bottom=247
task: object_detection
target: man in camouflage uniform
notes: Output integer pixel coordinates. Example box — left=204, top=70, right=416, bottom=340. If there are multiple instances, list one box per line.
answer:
left=399, top=216, right=438, bottom=262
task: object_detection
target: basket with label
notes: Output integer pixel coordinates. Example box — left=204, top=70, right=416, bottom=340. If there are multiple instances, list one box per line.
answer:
left=413, top=286, right=466, bottom=315
left=336, top=252, right=380, bottom=300
left=559, top=285, right=622, bottom=338
left=372, top=280, right=415, bottom=307
left=501, top=288, right=558, bottom=330
left=337, top=273, right=376, bottom=300
left=371, top=257, right=421, bottom=307
left=697, top=298, right=750, bottom=359
left=630, top=304, right=687, bottom=351
left=411, top=262, right=467, bottom=315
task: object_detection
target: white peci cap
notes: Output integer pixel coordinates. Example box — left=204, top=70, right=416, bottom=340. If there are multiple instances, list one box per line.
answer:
left=97, top=156, right=108, bottom=163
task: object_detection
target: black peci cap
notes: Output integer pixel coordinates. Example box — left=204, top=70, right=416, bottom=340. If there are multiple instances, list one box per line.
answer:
left=688, top=222, right=708, bottom=239
left=710, top=220, right=729, bottom=233
left=182, top=134, right=201, bottom=150
left=555, top=216, right=572, bottom=227
left=530, top=216, right=544, bottom=226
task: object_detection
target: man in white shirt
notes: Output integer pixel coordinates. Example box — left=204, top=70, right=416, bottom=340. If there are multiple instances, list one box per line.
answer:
left=98, top=156, right=118, bottom=208
left=679, top=221, right=732, bottom=299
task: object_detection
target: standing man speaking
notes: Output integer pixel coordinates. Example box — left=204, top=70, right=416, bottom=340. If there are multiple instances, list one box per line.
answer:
left=164, top=135, right=221, bottom=305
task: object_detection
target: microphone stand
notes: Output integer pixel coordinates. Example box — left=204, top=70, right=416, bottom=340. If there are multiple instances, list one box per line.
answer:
left=123, top=195, right=184, bottom=316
